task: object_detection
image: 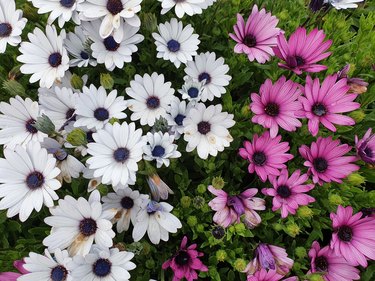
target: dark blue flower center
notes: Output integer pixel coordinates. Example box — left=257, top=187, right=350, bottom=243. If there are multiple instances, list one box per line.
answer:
left=152, top=145, right=165, bottom=157
left=295, top=56, right=305, bottom=66
left=188, top=87, right=199, bottom=98
left=26, top=171, right=44, bottom=189
left=104, top=36, right=120, bottom=51
left=265, top=103, right=279, bottom=116
left=146, top=96, right=160, bottom=109
left=364, top=147, right=373, bottom=158
left=79, top=218, right=97, bottom=236
left=106, top=0, right=123, bottom=15
left=337, top=225, right=352, bottom=242
left=315, top=256, right=328, bottom=272
left=86, top=131, right=94, bottom=143
left=312, top=103, right=327, bottom=117
left=313, top=157, right=328, bottom=173
left=174, top=114, right=185, bottom=126
left=252, top=151, right=266, bottom=166
left=49, top=52, right=62, bottom=67
left=243, top=34, right=257, bottom=47
left=277, top=185, right=291, bottom=198
left=94, top=107, right=109, bottom=121
left=167, top=39, right=180, bottom=52
left=93, top=258, right=112, bottom=277
left=80, top=51, right=89, bottom=60
left=197, top=121, right=211, bottom=135
left=0, top=23, right=12, bottom=37
left=113, top=147, right=130, bottom=163
left=60, top=0, right=75, bottom=8
left=198, top=72, right=211, bottom=84
left=25, top=119, right=38, bottom=134
left=51, top=265, right=68, bottom=281
left=175, top=251, right=190, bottom=266
left=65, top=108, right=76, bottom=121
left=121, top=196, right=134, bottom=209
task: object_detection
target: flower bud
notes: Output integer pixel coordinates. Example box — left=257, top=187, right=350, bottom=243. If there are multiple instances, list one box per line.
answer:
left=142, top=13, right=157, bottom=32
left=240, top=105, right=251, bottom=118
left=8, top=65, right=21, bottom=80
left=347, top=173, right=366, bottom=186
left=328, top=194, right=344, bottom=206
left=152, top=116, right=169, bottom=134
left=272, top=223, right=283, bottom=231
left=233, top=258, right=247, bottom=272
left=293, top=261, right=301, bottom=271
left=308, top=274, right=325, bottom=281
left=67, top=128, right=87, bottom=146
left=234, top=222, right=246, bottom=233
left=211, top=225, right=225, bottom=239
left=212, top=177, right=225, bottom=189
left=187, top=216, right=197, bottom=227
left=109, top=118, right=119, bottom=125
left=33, top=114, right=55, bottom=135
left=180, top=196, right=191, bottom=208
left=285, top=222, right=300, bottom=238
left=197, top=184, right=207, bottom=194
left=295, top=247, right=307, bottom=259
left=297, top=206, right=314, bottom=219
left=349, top=110, right=365, bottom=123
left=2, top=80, right=26, bottom=97
left=193, top=196, right=205, bottom=209
left=146, top=259, right=155, bottom=269
left=100, top=73, right=114, bottom=90
left=70, top=73, right=84, bottom=91
left=216, top=250, right=227, bottom=262
left=196, top=224, right=204, bottom=232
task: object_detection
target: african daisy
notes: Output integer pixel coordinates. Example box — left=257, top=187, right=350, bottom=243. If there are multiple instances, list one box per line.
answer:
left=158, top=0, right=206, bottom=18
left=355, top=128, right=375, bottom=165
left=165, top=98, right=192, bottom=139
left=178, top=78, right=205, bottom=104
left=325, top=0, right=364, bottom=9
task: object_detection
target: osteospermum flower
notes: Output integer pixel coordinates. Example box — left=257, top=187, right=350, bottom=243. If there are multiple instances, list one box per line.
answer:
left=183, top=103, right=235, bottom=159
left=126, top=72, right=175, bottom=126
left=229, top=5, right=281, bottom=63
left=0, top=96, right=47, bottom=148
left=244, top=243, right=294, bottom=276
left=324, top=0, right=364, bottom=9
left=43, top=190, right=115, bottom=256
left=0, top=260, right=28, bottom=280
left=239, top=132, right=293, bottom=182
left=337, top=64, right=368, bottom=94
left=0, top=142, right=61, bottom=222
left=146, top=172, right=174, bottom=201
left=74, top=84, right=127, bottom=130
left=262, top=169, right=315, bottom=218
left=158, top=0, right=206, bottom=18
left=18, top=249, right=73, bottom=281
left=86, top=122, right=145, bottom=186
left=184, top=52, right=231, bottom=102
left=299, top=137, right=359, bottom=185
left=298, top=75, right=360, bottom=136
left=152, top=18, right=200, bottom=68
left=355, top=128, right=375, bottom=165
left=132, top=200, right=182, bottom=245
left=208, top=185, right=266, bottom=229
left=330, top=205, right=375, bottom=267
left=165, top=98, right=192, bottom=139
left=309, top=241, right=360, bottom=281
left=162, top=236, right=208, bottom=281
left=0, top=0, right=27, bottom=53
left=70, top=245, right=136, bottom=281
left=18, top=25, right=69, bottom=88
left=247, top=269, right=296, bottom=281
left=273, top=27, right=332, bottom=75
left=178, top=78, right=205, bottom=104
left=250, top=76, right=302, bottom=138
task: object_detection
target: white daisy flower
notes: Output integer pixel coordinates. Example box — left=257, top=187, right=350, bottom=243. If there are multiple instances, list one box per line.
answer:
left=324, top=0, right=364, bottom=9
left=0, top=96, right=47, bottom=149
left=183, top=103, right=235, bottom=159
left=152, top=18, right=200, bottom=68
left=198, top=0, right=217, bottom=9
left=143, top=132, right=181, bottom=168
left=102, top=187, right=149, bottom=233
left=17, top=25, right=69, bottom=88
left=178, top=78, right=205, bottom=103
left=165, top=98, right=191, bottom=140
left=64, top=26, right=97, bottom=68
left=126, top=72, right=175, bottom=126
left=132, top=199, right=182, bottom=245
left=42, top=138, right=85, bottom=183
left=43, top=190, right=115, bottom=256
left=83, top=19, right=143, bottom=71
left=38, top=86, right=78, bottom=131
left=74, top=84, right=127, bottom=130
left=184, top=51, right=231, bottom=102
left=78, top=0, right=141, bottom=40
left=28, top=0, right=83, bottom=28
left=70, top=245, right=136, bottom=281
left=86, top=122, right=145, bottom=186
left=18, top=249, right=73, bottom=281
left=39, top=71, right=88, bottom=94
left=158, top=0, right=206, bottom=18
left=0, top=0, right=27, bottom=53
left=0, top=141, right=61, bottom=222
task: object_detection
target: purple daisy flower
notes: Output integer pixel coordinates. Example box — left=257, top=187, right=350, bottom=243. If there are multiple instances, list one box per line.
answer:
left=355, top=128, right=375, bottom=165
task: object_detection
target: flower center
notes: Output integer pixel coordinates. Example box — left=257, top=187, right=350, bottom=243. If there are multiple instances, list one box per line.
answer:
left=26, top=171, right=45, bottom=189
left=363, top=147, right=373, bottom=158
left=312, top=103, right=327, bottom=117
left=295, top=56, right=305, bottom=66
left=49, top=52, right=62, bottom=68
left=146, top=96, right=160, bottom=109
left=167, top=39, right=180, bottom=52
left=113, top=147, right=130, bottom=163
left=103, top=36, right=120, bottom=51
left=25, top=119, right=38, bottom=134
left=264, top=102, right=279, bottom=116
left=107, top=0, right=123, bottom=15
left=337, top=225, right=353, bottom=242
left=65, top=108, right=75, bottom=120
left=94, top=107, right=109, bottom=121
left=50, top=265, right=68, bottom=281
left=60, top=0, right=75, bottom=8
left=313, top=157, right=328, bottom=173
left=315, top=256, right=328, bottom=272
left=175, top=251, right=190, bottom=266
left=252, top=151, right=266, bottom=166
left=198, top=72, right=211, bottom=84
left=174, top=0, right=185, bottom=2
left=0, top=23, right=12, bottom=37
left=243, top=34, right=257, bottom=47
left=174, top=114, right=185, bottom=126
left=80, top=51, right=89, bottom=60
left=86, top=131, right=94, bottom=143
left=93, top=258, right=112, bottom=277
left=276, top=185, right=291, bottom=198
left=152, top=145, right=165, bottom=157
left=121, top=196, right=134, bottom=209
left=79, top=218, right=97, bottom=236
left=227, top=196, right=245, bottom=215
left=197, top=121, right=211, bottom=135
left=188, top=87, right=199, bottom=98
left=211, top=225, right=225, bottom=239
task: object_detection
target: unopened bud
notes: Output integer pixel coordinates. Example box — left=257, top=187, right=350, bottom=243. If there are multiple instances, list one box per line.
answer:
left=67, top=128, right=87, bottom=146
left=33, top=114, right=55, bottom=135
left=100, top=73, right=114, bottom=90
left=70, top=74, right=84, bottom=91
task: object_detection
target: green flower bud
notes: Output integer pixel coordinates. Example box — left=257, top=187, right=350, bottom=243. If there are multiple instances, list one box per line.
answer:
left=2, top=80, right=25, bottom=97
left=70, top=74, right=84, bottom=91
left=216, top=250, right=227, bottom=262
left=197, top=184, right=207, bottom=194
left=277, top=10, right=289, bottom=21
left=196, top=224, right=204, bottom=232
left=100, top=73, right=114, bottom=90
left=109, top=118, right=119, bottom=125
left=212, top=177, right=225, bottom=189
left=349, top=110, right=365, bottom=123
left=180, top=196, right=191, bottom=208
left=308, top=274, right=325, bottom=281
left=8, top=65, right=21, bottom=80
left=233, top=258, right=247, bottom=272
left=187, top=216, right=197, bottom=227
left=124, top=65, right=136, bottom=78
left=285, top=223, right=300, bottom=238
left=240, top=105, right=251, bottom=118
left=67, top=128, right=87, bottom=146
left=142, top=13, right=157, bottom=32
left=253, top=124, right=263, bottom=134
left=297, top=206, right=314, bottom=219
left=33, top=114, right=55, bottom=135
left=193, top=196, right=205, bottom=209
left=141, top=242, right=151, bottom=255
left=21, top=2, right=39, bottom=22
left=145, top=259, right=155, bottom=269
left=347, top=173, right=365, bottom=186
left=234, top=222, right=246, bottom=233
left=152, top=116, right=169, bottom=134
left=328, top=194, right=344, bottom=206
left=272, top=223, right=283, bottom=231
left=295, top=247, right=307, bottom=259
left=293, top=261, right=301, bottom=271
